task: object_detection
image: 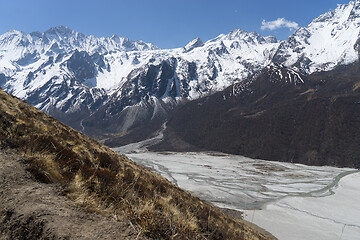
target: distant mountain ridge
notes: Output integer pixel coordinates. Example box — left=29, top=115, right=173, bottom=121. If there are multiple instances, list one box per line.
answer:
left=0, top=1, right=360, bottom=140
left=0, top=25, right=280, bottom=136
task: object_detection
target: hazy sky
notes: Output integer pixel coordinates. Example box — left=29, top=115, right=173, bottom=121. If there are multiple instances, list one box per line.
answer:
left=0, top=0, right=350, bottom=48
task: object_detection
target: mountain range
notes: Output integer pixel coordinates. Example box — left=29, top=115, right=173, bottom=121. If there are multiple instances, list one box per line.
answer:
left=1, top=0, right=360, bottom=155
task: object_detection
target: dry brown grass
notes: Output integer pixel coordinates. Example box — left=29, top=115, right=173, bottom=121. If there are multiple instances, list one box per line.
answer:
left=0, top=89, right=272, bottom=240
left=353, top=81, right=360, bottom=91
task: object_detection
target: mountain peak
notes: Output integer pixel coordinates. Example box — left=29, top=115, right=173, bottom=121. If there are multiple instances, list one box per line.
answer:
left=0, top=30, right=29, bottom=49
left=273, top=0, right=360, bottom=73
left=42, top=26, right=87, bottom=44
left=0, top=29, right=27, bottom=40
left=312, top=0, right=360, bottom=24
left=6, top=29, right=26, bottom=35
left=225, top=28, right=250, bottom=40
left=44, top=26, right=74, bottom=35
left=212, top=28, right=273, bottom=45
left=183, top=37, right=204, bottom=52
left=264, top=35, right=278, bottom=44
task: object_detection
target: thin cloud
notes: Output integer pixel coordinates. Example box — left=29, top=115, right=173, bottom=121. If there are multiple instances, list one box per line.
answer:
left=261, top=18, right=299, bottom=31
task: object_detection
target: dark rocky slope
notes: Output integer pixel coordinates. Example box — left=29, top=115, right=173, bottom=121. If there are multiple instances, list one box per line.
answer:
left=153, top=63, right=360, bottom=168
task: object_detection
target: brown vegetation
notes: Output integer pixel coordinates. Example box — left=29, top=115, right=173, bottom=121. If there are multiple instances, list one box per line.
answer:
left=0, top=89, right=272, bottom=240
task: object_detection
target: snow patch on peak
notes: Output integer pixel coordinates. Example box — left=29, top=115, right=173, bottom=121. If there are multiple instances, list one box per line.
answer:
left=44, top=26, right=73, bottom=35
left=183, top=38, right=204, bottom=53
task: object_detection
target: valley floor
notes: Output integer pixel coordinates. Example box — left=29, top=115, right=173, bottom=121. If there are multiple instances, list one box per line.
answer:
left=115, top=142, right=360, bottom=240
left=243, top=171, right=360, bottom=240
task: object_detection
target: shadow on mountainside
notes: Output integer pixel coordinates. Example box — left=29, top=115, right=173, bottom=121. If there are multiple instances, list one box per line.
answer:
left=152, top=63, right=360, bottom=168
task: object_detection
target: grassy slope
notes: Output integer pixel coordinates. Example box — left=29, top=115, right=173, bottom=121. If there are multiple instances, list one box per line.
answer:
left=0, top=89, right=273, bottom=240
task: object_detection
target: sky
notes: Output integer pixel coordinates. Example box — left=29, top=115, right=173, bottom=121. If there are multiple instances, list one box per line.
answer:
left=0, top=0, right=351, bottom=49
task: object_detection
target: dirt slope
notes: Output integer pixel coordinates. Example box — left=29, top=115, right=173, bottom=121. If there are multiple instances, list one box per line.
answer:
left=0, top=149, right=148, bottom=240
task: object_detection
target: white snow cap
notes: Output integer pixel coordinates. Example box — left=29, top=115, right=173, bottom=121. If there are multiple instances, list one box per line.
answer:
left=275, top=0, right=360, bottom=73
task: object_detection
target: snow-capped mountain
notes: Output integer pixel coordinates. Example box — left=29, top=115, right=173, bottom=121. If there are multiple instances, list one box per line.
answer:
left=79, top=29, right=281, bottom=135
left=0, top=25, right=280, bottom=135
left=0, top=1, right=360, bottom=140
left=0, top=26, right=159, bottom=118
left=273, top=0, right=360, bottom=73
